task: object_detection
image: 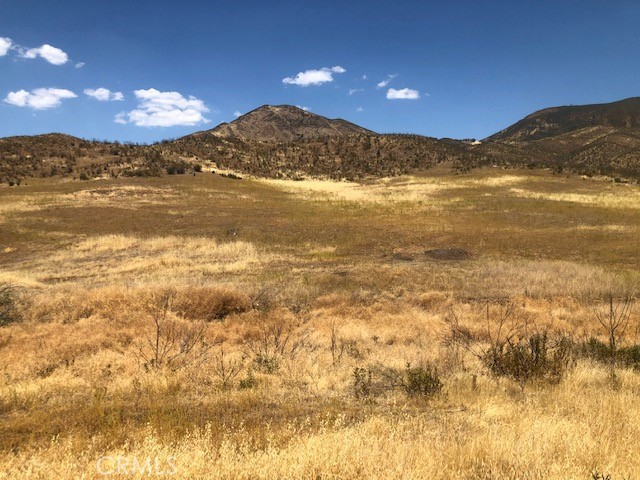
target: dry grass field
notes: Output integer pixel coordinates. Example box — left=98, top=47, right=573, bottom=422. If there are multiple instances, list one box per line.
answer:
left=0, top=167, right=639, bottom=479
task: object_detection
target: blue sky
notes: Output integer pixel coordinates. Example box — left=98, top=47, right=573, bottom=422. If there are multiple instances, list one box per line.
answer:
left=1, top=0, right=639, bottom=143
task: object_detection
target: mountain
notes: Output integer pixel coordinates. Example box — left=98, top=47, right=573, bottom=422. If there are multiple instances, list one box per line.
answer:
left=169, top=105, right=473, bottom=179
left=2, top=99, right=640, bottom=183
left=202, top=105, right=375, bottom=142
left=475, top=97, right=640, bottom=178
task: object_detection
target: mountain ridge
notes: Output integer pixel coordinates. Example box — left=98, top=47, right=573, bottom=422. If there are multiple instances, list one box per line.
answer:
left=1, top=98, right=640, bottom=182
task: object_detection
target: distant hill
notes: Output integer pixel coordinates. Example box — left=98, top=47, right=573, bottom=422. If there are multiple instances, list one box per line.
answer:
left=488, top=98, right=640, bottom=143
left=197, top=105, right=375, bottom=142
left=171, top=131, right=474, bottom=180
left=1, top=99, right=640, bottom=183
left=472, top=97, right=640, bottom=178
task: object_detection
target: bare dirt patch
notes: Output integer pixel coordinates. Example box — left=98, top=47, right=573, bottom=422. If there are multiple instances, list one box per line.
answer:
left=424, top=248, right=473, bottom=261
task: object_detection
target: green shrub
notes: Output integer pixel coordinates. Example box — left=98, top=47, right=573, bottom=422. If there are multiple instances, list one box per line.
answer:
left=483, top=332, right=573, bottom=386
left=0, top=283, right=21, bottom=327
left=403, top=363, right=443, bottom=397
left=353, top=367, right=373, bottom=399
left=239, top=371, right=258, bottom=389
left=352, top=363, right=443, bottom=399
left=579, top=337, right=640, bottom=370
left=578, top=337, right=611, bottom=363
left=618, top=345, right=640, bottom=370
left=253, top=354, right=279, bottom=374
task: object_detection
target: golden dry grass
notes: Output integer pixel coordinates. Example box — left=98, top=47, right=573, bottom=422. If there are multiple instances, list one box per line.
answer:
left=0, top=168, right=639, bottom=479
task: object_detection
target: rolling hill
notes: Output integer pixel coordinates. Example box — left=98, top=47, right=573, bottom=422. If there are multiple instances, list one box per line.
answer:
left=476, top=97, right=640, bottom=178
left=1, top=99, right=640, bottom=183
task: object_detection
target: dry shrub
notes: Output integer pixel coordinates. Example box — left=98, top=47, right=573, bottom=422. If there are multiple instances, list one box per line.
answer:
left=25, top=285, right=251, bottom=325
left=416, top=291, right=451, bottom=310
left=241, top=308, right=316, bottom=372
left=26, top=286, right=148, bottom=324
left=136, top=290, right=211, bottom=371
left=250, top=281, right=319, bottom=314
left=173, top=286, right=251, bottom=322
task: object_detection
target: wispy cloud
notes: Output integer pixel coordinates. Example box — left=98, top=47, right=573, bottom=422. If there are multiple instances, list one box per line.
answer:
left=349, top=88, right=364, bottom=95
left=75, top=62, right=85, bottom=69
left=19, top=44, right=69, bottom=65
left=115, top=88, right=211, bottom=127
left=282, top=66, right=346, bottom=87
left=4, top=87, right=77, bottom=109
left=234, top=111, right=242, bottom=117
left=0, top=37, right=12, bottom=56
left=356, top=106, right=364, bottom=112
left=386, top=88, right=420, bottom=100
left=377, top=74, right=398, bottom=89
left=296, top=105, right=311, bottom=111
left=84, top=88, right=124, bottom=102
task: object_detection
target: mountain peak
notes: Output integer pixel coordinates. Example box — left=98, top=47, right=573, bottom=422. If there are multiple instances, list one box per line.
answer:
left=206, top=104, right=375, bottom=142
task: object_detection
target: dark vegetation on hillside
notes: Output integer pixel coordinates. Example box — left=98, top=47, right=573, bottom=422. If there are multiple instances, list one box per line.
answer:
left=2, top=99, right=640, bottom=184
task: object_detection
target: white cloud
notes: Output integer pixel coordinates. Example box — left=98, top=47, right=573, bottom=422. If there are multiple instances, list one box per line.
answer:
left=386, top=88, right=420, bottom=100
left=349, top=88, right=364, bottom=95
left=362, top=75, right=368, bottom=80
left=356, top=106, right=364, bottom=112
left=0, top=37, right=12, bottom=56
left=114, top=112, right=127, bottom=124
left=75, top=62, right=85, bottom=69
left=20, top=44, right=69, bottom=65
left=234, top=111, right=242, bottom=117
left=296, top=105, right=311, bottom=111
left=377, top=74, right=398, bottom=89
left=84, top=88, right=124, bottom=101
left=282, top=65, right=346, bottom=87
left=115, top=88, right=211, bottom=127
left=4, top=87, right=77, bottom=109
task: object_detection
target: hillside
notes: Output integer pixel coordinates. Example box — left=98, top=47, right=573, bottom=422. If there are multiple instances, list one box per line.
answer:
left=477, top=97, right=640, bottom=178
left=170, top=132, right=474, bottom=180
left=2, top=99, right=640, bottom=183
left=488, top=97, right=640, bottom=143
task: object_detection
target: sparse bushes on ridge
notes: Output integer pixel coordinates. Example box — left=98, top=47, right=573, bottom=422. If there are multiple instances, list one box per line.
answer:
left=165, top=160, right=189, bottom=175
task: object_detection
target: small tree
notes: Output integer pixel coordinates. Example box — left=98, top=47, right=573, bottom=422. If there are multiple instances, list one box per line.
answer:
left=594, top=294, right=634, bottom=382
left=211, top=347, right=244, bottom=389
left=136, top=290, right=210, bottom=371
